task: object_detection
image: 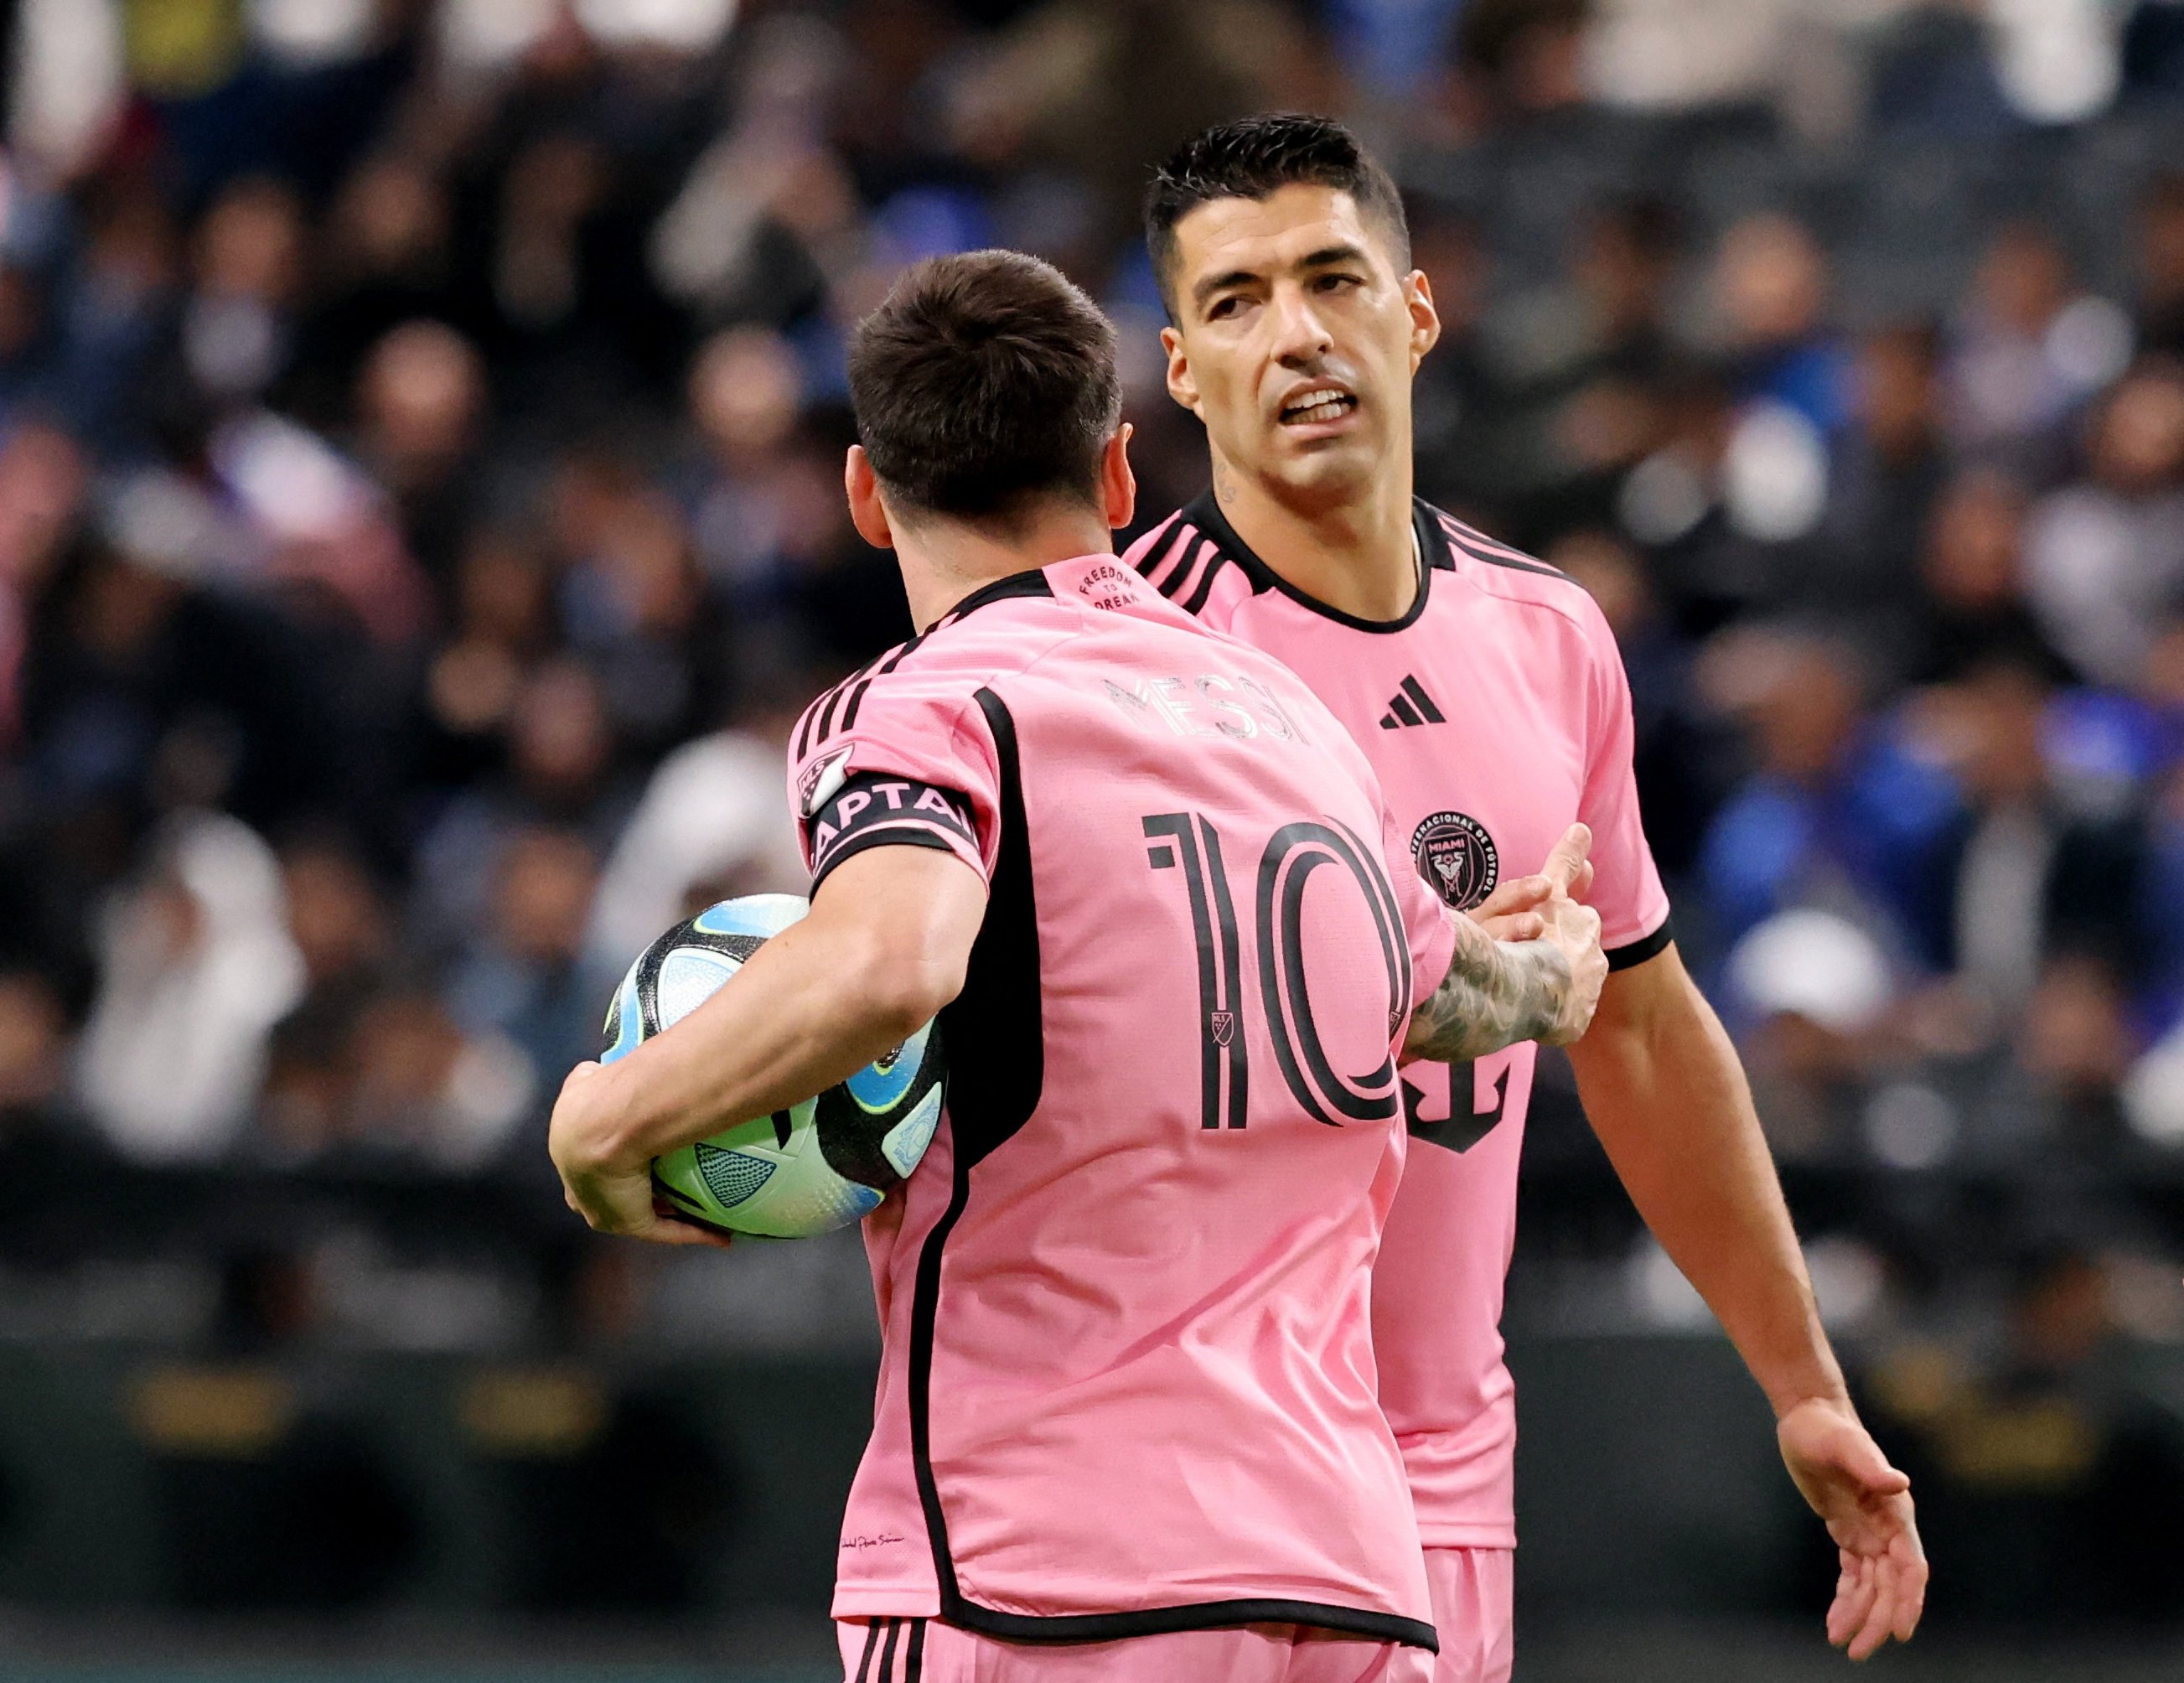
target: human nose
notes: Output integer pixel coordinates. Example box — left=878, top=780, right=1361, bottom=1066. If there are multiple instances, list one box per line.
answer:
left=1266, top=283, right=1333, bottom=366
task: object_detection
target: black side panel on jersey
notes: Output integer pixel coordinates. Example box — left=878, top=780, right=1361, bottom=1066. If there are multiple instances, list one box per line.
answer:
left=904, top=691, right=1439, bottom=1655
left=908, top=684, right=1042, bottom=1624
left=933, top=689, right=1043, bottom=1168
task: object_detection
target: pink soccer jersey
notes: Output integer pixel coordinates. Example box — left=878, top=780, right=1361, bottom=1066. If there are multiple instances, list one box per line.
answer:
left=787, top=553, right=1457, bottom=1649
left=1125, top=495, right=1673, bottom=1549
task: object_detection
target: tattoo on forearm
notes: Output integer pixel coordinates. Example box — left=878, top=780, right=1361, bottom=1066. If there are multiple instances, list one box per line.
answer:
left=1407, top=916, right=1571, bottom=1063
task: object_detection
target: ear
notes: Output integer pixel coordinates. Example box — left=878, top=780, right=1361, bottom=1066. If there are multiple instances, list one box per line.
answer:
left=1100, top=422, right=1137, bottom=531
left=1162, top=325, right=1202, bottom=417
left=844, top=445, right=893, bottom=550
left=1404, top=270, right=1441, bottom=371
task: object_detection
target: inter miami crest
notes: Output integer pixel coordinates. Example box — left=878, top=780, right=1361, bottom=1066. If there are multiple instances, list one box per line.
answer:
left=1410, top=810, right=1498, bottom=910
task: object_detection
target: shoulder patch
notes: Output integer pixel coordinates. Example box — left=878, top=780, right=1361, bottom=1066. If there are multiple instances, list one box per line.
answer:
left=798, top=744, right=854, bottom=816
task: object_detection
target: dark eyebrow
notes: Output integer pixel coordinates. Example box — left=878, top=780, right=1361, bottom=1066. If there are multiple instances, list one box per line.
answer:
left=1192, top=267, right=1260, bottom=310
left=1192, top=244, right=1374, bottom=312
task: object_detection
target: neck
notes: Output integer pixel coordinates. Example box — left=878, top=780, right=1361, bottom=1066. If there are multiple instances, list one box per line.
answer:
left=1210, top=453, right=1419, bottom=622
left=895, top=502, right=1114, bottom=630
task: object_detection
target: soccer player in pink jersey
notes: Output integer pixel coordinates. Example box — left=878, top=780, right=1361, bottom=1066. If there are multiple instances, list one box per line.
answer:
left=547, top=250, right=1611, bottom=1683
left=1126, top=117, right=1929, bottom=1679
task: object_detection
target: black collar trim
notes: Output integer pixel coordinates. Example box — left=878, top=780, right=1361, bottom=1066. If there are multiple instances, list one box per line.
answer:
left=940, top=569, right=1057, bottom=623
left=1179, top=491, right=1439, bottom=635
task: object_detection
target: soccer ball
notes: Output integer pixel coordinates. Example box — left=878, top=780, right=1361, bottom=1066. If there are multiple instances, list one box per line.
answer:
left=599, top=893, right=945, bottom=1238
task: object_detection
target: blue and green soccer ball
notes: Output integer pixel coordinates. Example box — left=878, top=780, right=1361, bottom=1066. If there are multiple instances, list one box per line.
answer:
left=601, top=894, right=945, bottom=1238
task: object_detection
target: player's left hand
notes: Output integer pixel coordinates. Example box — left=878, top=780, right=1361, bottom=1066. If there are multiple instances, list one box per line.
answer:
left=548, top=1061, right=732, bottom=1248
left=1777, top=1396, right=1926, bottom=1660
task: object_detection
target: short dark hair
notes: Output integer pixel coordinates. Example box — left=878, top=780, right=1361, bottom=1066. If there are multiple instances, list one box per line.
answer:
left=1143, top=115, right=1410, bottom=320
left=846, top=249, right=1120, bottom=525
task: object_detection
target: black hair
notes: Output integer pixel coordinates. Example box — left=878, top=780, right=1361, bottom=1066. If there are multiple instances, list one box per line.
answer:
left=846, top=250, right=1120, bottom=524
left=1143, top=114, right=1410, bottom=322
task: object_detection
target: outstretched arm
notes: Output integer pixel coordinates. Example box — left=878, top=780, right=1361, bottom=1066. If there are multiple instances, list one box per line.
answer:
left=1404, top=824, right=1607, bottom=1064
left=1565, top=943, right=1927, bottom=1660
left=548, top=846, right=989, bottom=1245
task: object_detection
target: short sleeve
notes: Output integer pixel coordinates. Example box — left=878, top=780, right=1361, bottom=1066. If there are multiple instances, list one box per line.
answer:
left=787, top=671, right=1003, bottom=894
left=1577, top=601, right=1673, bottom=968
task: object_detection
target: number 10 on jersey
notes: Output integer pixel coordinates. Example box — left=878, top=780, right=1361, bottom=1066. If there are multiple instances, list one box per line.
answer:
left=1143, top=811, right=1410, bottom=1134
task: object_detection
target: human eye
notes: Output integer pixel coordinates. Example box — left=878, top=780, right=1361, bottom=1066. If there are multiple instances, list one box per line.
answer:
left=1205, top=294, right=1248, bottom=322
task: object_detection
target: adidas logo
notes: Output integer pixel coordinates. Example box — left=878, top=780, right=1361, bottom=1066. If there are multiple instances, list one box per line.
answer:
left=1379, top=676, right=1447, bottom=730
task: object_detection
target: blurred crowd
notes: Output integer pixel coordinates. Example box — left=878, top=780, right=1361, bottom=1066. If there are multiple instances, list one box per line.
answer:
left=3, top=0, right=2184, bottom=1580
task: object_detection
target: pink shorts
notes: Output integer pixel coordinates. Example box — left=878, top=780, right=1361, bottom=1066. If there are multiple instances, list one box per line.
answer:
left=1422, top=1548, right=1514, bottom=1683
left=836, top=1617, right=1435, bottom=1683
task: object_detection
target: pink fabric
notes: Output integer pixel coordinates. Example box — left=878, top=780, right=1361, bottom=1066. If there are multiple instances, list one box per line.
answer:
left=791, top=554, right=1453, bottom=1642
left=836, top=1618, right=1436, bottom=1683
left=1420, top=1549, right=1514, bottom=1683
left=1125, top=501, right=1671, bottom=1548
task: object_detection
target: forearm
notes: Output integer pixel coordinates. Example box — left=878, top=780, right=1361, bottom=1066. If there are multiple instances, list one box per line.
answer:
left=582, top=849, right=985, bottom=1168
left=595, top=919, right=928, bottom=1165
left=1566, top=951, right=1848, bottom=1417
left=1405, top=913, right=1571, bottom=1064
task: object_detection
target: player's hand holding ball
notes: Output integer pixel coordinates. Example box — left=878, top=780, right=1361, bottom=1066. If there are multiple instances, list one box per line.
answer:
left=549, top=1059, right=733, bottom=1247
left=549, top=893, right=947, bottom=1247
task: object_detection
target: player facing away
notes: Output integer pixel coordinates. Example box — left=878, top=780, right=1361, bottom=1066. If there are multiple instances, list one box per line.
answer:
left=546, top=249, right=1610, bottom=1683
left=1127, top=117, right=1929, bottom=1680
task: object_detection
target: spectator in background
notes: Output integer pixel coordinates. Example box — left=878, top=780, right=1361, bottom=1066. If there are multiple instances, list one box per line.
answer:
left=1946, top=221, right=2134, bottom=484
left=56, top=184, right=179, bottom=455
left=1910, top=657, right=2150, bottom=1019
left=413, top=526, right=556, bottom=793
left=583, top=709, right=808, bottom=984
left=2135, top=172, right=2184, bottom=360
left=259, top=834, right=396, bottom=1160
left=287, top=154, right=463, bottom=431
left=1615, top=362, right=1765, bottom=636
left=330, top=983, right=532, bottom=1173
left=19, top=524, right=347, bottom=841
left=1710, top=211, right=1850, bottom=442
left=1545, top=526, right=1727, bottom=879
left=1408, top=207, right=1532, bottom=521
left=352, top=320, right=489, bottom=588
left=2023, top=360, right=2184, bottom=689
left=173, top=176, right=307, bottom=413
left=445, top=825, right=600, bottom=1097
left=1807, top=323, right=1953, bottom=674
left=1910, top=469, right=2076, bottom=687
left=0, top=421, right=90, bottom=749
left=1696, top=627, right=1959, bottom=964
left=76, top=812, right=304, bottom=1163
left=1433, top=194, right=1686, bottom=541
left=1458, top=0, right=1596, bottom=126
left=0, top=971, right=68, bottom=1138
left=557, top=482, right=727, bottom=763
left=680, top=326, right=808, bottom=593
left=414, top=657, right=627, bottom=950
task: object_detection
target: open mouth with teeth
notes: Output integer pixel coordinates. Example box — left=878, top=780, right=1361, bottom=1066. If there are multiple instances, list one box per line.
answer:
left=1280, top=389, right=1359, bottom=426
